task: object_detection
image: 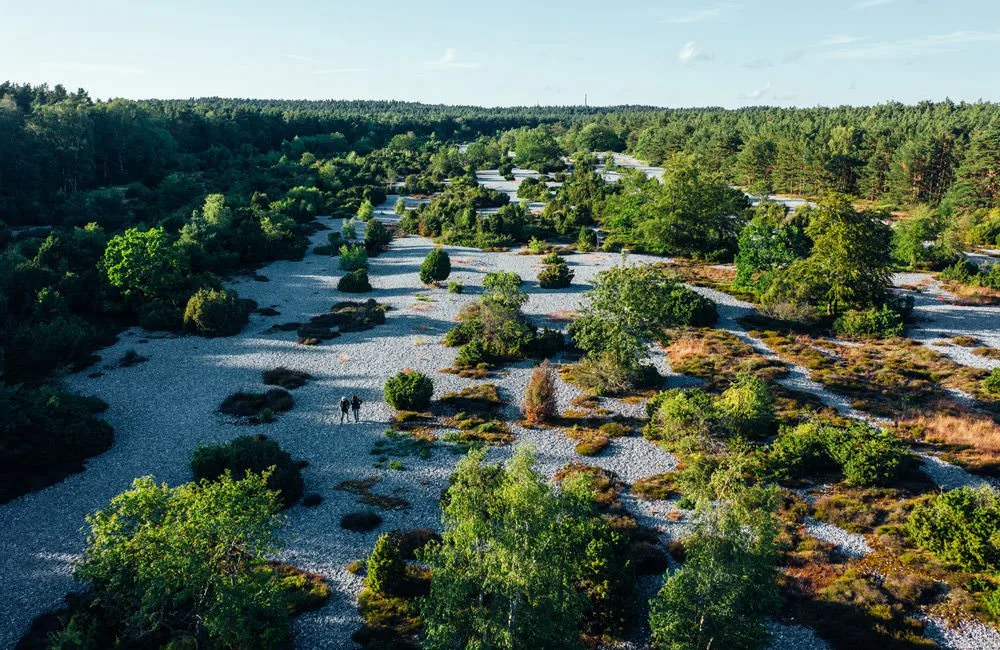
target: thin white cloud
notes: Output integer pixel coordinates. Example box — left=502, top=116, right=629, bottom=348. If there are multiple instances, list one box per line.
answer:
left=854, top=0, right=897, bottom=8
left=426, top=48, right=481, bottom=70
left=742, top=83, right=772, bottom=100
left=826, top=30, right=1000, bottom=60
left=41, top=62, right=146, bottom=77
left=678, top=42, right=714, bottom=65
left=819, top=35, right=862, bottom=47
left=664, top=4, right=738, bottom=24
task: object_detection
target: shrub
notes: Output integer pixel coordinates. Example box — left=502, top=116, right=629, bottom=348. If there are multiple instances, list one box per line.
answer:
left=984, top=368, right=1000, bottom=396
left=338, top=268, right=372, bottom=293
left=447, top=281, right=463, bottom=294
left=366, top=533, right=406, bottom=595
left=541, top=252, right=563, bottom=265
left=577, top=227, right=598, bottom=252
left=182, top=288, right=249, bottom=337
left=384, top=371, right=433, bottom=411
left=365, top=219, right=392, bottom=254
left=908, top=486, right=1000, bottom=572
left=825, top=424, right=909, bottom=487
left=523, top=360, right=558, bottom=424
left=138, top=299, right=184, bottom=331
left=339, top=244, right=368, bottom=271
left=302, top=493, right=323, bottom=507
left=341, top=510, right=384, bottom=532
left=190, top=434, right=304, bottom=507
left=833, top=304, right=905, bottom=339
left=419, top=248, right=451, bottom=284
left=527, top=236, right=547, bottom=254
left=646, top=388, right=716, bottom=448
left=342, top=218, right=357, bottom=241
left=219, top=389, right=294, bottom=420
left=263, top=367, right=311, bottom=389
left=538, top=261, right=573, bottom=288
left=631, top=541, right=669, bottom=575
left=714, top=372, right=774, bottom=438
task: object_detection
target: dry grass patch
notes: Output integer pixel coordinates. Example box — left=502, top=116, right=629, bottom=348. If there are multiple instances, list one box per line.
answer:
left=941, top=281, right=1000, bottom=306
left=631, top=473, right=678, bottom=500
left=565, top=425, right=610, bottom=456
left=665, top=328, right=787, bottom=387
left=895, top=410, right=1000, bottom=474
left=655, top=260, right=757, bottom=302
left=951, top=336, right=983, bottom=347
left=335, top=477, right=411, bottom=511
left=974, top=347, right=1000, bottom=360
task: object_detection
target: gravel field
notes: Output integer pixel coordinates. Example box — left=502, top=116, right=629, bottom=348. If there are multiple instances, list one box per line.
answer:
left=3, top=159, right=999, bottom=649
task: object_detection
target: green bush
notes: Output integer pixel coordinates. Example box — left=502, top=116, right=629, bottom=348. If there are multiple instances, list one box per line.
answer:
left=364, top=219, right=392, bottom=254
left=527, top=236, right=547, bottom=254
left=714, top=372, right=774, bottom=438
left=342, top=218, right=357, bottom=241
left=983, top=368, right=1000, bottom=396
left=366, top=533, right=406, bottom=595
left=384, top=370, right=434, bottom=411
left=538, top=261, right=573, bottom=288
left=833, top=304, right=905, bottom=339
left=419, top=248, right=451, bottom=284
left=447, top=281, right=463, bottom=294
left=339, top=244, right=368, bottom=272
left=139, top=299, right=184, bottom=331
left=338, top=268, right=372, bottom=293
left=645, top=388, right=716, bottom=448
left=191, top=434, right=304, bottom=507
left=908, top=486, right=1000, bottom=572
left=182, top=288, right=249, bottom=337
left=577, top=227, right=598, bottom=252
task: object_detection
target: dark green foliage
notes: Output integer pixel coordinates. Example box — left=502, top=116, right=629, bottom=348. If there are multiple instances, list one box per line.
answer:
left=190, top=434, right=304, bottom=507
left=538, top=260, right=573, bottom=288
left=577, top=227, right=598, bottom=252
left=0, top=385, right=112, bottom=503
left=366, top=533, right=406, bottom=595
left=384, top=371, right=434, bottom=411
left=419, top=248, right=451, bottom=284
left=833, top=304, right=905, bottom=339
left=219, top=389, right=294, bottom=421
left=364, top=219, right=392, bottom=255
left=182, top=288, right=250, bottom=337
left=339, top=244, right=369, bottom=272
left=908, top=487, right=1000, bottom=572
left=138, top=299, right=184, bottom=331
left=338, top=268, right=373, bottom=293
left=517, top=176, right=550, bottom=201
left=984, top=368, right=1000, bottom=396
left=262, top=367, right=311, bottom=389
left=764, top=422, right=909, bottom=487
left=341, top=511, right=384, bottom=532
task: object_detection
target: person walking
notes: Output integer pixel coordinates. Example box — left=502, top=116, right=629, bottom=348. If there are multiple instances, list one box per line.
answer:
left=351, top=394, right=362, bottom=422
left=340, top=396, right=350, bottom=424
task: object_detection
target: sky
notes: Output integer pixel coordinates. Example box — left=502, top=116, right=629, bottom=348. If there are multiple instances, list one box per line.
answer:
left=3, top=0, right=1000, bottom=108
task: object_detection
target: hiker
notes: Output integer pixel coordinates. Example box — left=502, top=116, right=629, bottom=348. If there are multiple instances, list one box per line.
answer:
left=351, top=394, right=362, bottom=422
left=340, top=396, right=350, bottom=424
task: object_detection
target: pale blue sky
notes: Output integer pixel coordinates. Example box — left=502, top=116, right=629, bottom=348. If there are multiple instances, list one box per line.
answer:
left=3, top=0, right=999, bottom=107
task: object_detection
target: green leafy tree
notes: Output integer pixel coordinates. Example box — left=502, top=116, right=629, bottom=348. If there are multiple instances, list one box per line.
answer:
left=421, top=446, right=626, bottom=650
left=367, top=533, right=406, bottom=594
left=420, top=248, right=451, bottom=284
left=734, top=202, right=810, bottom=296
left=515, top=127, right=564, bottom=172
left=949, top=128, right=1000, bottom=212
left=101, top=226, right=186, bottom=302
left=357, top=198, right=374, bottom=220
left=75, top=472, right=290, bottom=648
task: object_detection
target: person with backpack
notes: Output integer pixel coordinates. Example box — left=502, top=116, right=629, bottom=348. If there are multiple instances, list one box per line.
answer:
left=351, top=394, right=362, bottom=422
left=340, top=396, right=350, bottom=424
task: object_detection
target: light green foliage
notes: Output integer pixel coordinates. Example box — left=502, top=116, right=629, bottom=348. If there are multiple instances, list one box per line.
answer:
left=577, top=227, right=598, bottom=252
left=569, top=264, right=716, bottom=370
left=366, top=533, right=406, bottom=594
left=734, top=201, right=810, bottom=296
left=101, top=226, right=185, bottom=301
left=714, top=372, right=774, bottom=438
left=527, top=236, right=547, bottom=254
left=384, top=370, right=434, bottom=411
left=833, top=304, right=905, bottom=339
left=419, top=248, right=451, bottom=284
left=339, top=244, right=368, bottom=271
left=891, top=205, right=956, bottom=270
left=342, top=218, right=357, bottom=241
left=270, top=186, right=324, bottom=223
left=908, top=486, right=1000, bottom=572
left=984, top=368, right=1000, bottom=395
left=538, top=260, right=573, bottom=288
left=575, top=123, right=622, bottom=153
left=394, top=197, right=407, bottom=216
left=357, top=198, right=374, bottom=221
left=75, top=473, right=289, bottom=648
left=514, top=127, right=564, bottom=172
left=421, top=447, right=629, bottom=649
left=182, top=288, right=248, bottom=337
left=650, top=466, right=780, bottom=650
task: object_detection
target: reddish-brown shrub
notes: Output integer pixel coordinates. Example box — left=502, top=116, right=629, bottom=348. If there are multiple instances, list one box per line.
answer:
left=523, top=359, right=558, bottom=424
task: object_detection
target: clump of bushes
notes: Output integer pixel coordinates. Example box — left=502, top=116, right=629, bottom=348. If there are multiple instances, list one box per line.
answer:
left=219, top=388, right=294, bottom=422
left=447, top=281, right=463, bottom=294
left=984, top=368, right=1000, bottom=396
left=523, top=360, right=558, bottom=424
left=364, top=219, right=392, bottom=255
left=419, top=248, right=451, bottom=284
left=339, top=268, right=372, bottom=293
left=833, top=304, right=905, bottom=339
left=183, top=288, right=250, bottom=337
left=577, top=227, right=598, bottom=252
left=191, top=434, right=304, bottom=507
left=384, top=370, right=434, bottom=411
left=366, top=533, right=406, bottom=595
left=339, top=244, right=368, bottom=271
left=538, top=259, right=573, bottom=288
left=765, top=421, right=910, bottom=487
left=263, top=367, right=311, bottom=389
left=341, top=510, right=384, bottom=532
left=908, top=486, right=1000, bottom=572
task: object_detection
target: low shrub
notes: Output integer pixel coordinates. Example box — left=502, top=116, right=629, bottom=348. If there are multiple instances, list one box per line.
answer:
left=339, top=244, right=368, bottom=271
left=219, top=388, right=294, bottom=421
left=263, top=367, right=311, bottom=389
left=908, top=486, right=1000, bottom=572
left=538, top=261, right=573, bottom=288
left=714, top=372, right=774, bottom=438
left=527, top=236, right=547, bottom=254
left=302, top=493, right=323, bottom=507
left=577, top=227, right=598, bottom=252
left=631, top=473, right=678, bottom=500
left=339, top=268, right=373, bottom=293
left=190, top=434, right=304, bottom=507
left=833, top=304, right=905, bottom=339
left=366, top=533, right=406, bottom=595
left=523, top=360, right=558, bottom=424
left=118, top=349, right=148, bottom=367
left=183, top=288, right=249, bottom=337
left=341, top=510, right=384, bottom=532
left=631, top=541, right=669, bottom=575
left=984, top=368, right=1000, bottom=396
left=419, top=248, right=451, bottom=284
left=384, top=371, right=433, bottom=411
left=139, top=299, right=183, bottom=331
left=365, top=219, right=392, bottom=254
left=447, top=281, right=463, bottom=294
